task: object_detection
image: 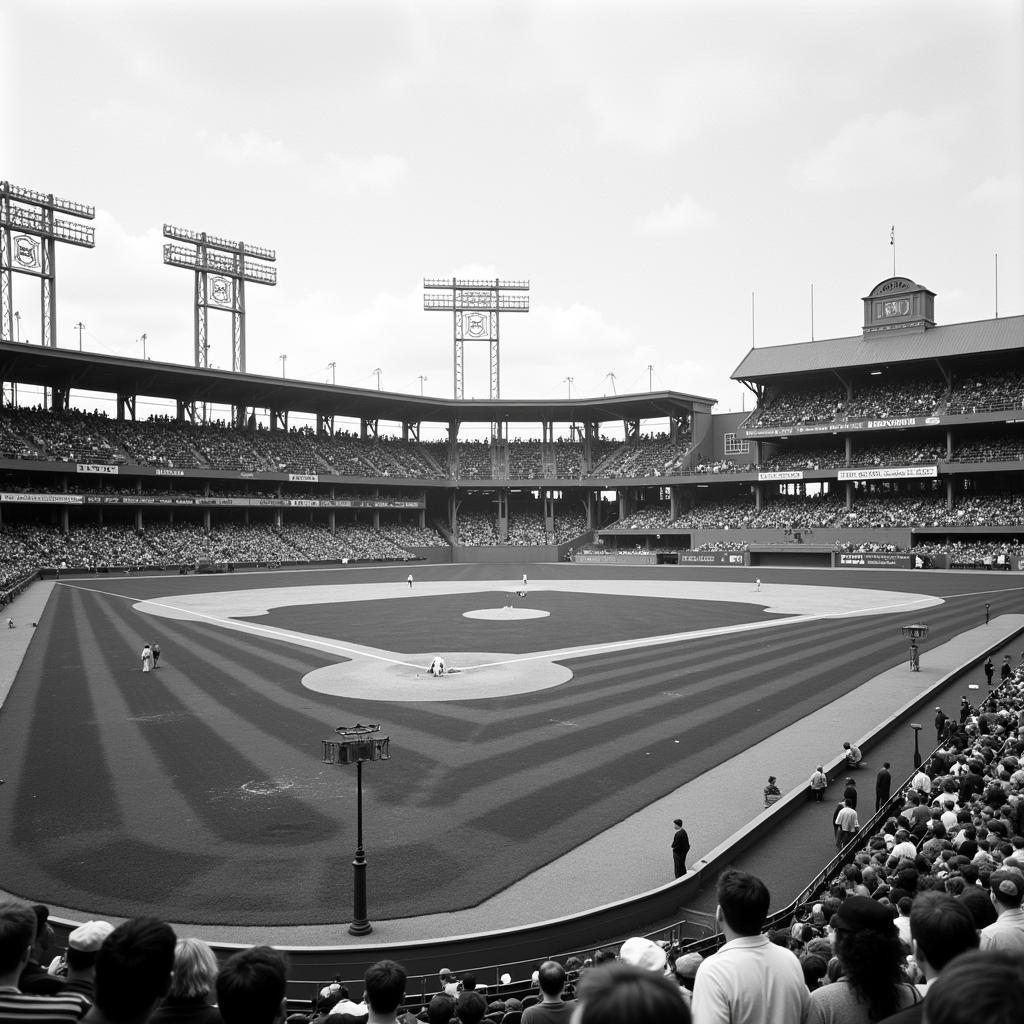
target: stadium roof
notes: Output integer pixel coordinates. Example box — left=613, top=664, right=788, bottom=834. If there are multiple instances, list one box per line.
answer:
left=0, top=342, right=715, bottom=424
left=731, top=314, right=1024, bottom=382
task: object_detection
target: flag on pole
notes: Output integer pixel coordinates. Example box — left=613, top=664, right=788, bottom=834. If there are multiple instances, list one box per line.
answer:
left=890, top=225, right=895, bottom=246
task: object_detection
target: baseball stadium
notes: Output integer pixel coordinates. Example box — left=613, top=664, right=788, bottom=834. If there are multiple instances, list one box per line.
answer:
left=1, top=178, right=1023, bottom=1002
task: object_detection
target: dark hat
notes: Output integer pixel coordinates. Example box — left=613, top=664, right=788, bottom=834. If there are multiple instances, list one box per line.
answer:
left=673, top=818, right=682, bottom=827
left=832, top=895, right=895, bottom=935
left=989, top=870, right=1024, bottom=906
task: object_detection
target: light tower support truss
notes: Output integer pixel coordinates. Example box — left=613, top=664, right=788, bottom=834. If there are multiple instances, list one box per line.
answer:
left=0, top=181, right=96, bottom=348
left=163, top=224, right=276, bottom=373
left=424, top=277, right=529, bottom=400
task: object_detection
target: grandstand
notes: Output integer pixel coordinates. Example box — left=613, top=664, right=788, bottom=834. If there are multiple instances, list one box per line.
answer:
left=0, top=270, right=1023, bottom=1004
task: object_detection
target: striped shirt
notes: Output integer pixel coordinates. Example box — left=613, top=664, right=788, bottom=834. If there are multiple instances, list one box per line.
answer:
left=0, top=988, right=90, bottom=1024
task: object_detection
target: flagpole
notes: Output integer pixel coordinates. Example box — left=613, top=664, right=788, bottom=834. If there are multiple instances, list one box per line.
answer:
left=810, top=282, right=815, bottom=341
left=995, top=253, right=999, bottom=319
left=890, top=225, right=896, bottom=276
left=751, top=291, right=756, bottom=348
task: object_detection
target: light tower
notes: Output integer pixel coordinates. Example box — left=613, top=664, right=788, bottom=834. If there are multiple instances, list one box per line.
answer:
left=162, top=224, right=276, bottom=373
left=423, top=277, right=529, bottom=399
left=0, top=181, right=95, bottom=348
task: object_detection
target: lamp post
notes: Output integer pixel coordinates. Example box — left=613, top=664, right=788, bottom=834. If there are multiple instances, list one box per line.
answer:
left=901, top=624, right=929, bottom=672
left=74, top=321, right=85, bottom=350
left=13, top=311, right=20, bottom=343
left=373, top=367, right=382, bottom=391
left=418, top=374, right=428, bottom=395
left=138, top=333, right=148, bottom=360
left=280, top=353, right=287, bottom=378
left=563, top=376, right=573, bottom=399
left=327, top=361, right=336, bottom=385
left=321, top=723, right=391, bottom=936
left=910, top=722, right=923, bottom=769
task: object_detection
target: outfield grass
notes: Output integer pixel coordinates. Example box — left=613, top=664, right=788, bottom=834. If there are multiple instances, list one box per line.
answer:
left=0, top=563, right=1017, bottom=925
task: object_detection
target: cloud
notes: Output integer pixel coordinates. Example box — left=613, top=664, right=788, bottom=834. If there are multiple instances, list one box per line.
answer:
left=310, top=153, right=409, bottom=198
left=203, top=130, right=408, bottom=197
left=209, top=130, right=294, bottom=168
left=635, top=196, right=715, bottom=235
left=587, top=59, right=772, bottom=153
left=967, top=176, right=1023, bottom=204
left=795, top=109, right=959, bottom=190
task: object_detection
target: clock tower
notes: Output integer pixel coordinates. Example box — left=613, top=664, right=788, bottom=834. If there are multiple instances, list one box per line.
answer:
left=862, top=277, right=936, bottom=336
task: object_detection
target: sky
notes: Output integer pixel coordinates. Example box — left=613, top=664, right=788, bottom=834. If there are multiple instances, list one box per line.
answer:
left=3, top=0, right=1022, bottom=438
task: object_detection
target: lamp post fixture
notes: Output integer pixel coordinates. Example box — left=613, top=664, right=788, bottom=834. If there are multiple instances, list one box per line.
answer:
left=327, top=361, right=336, bottom=386
left=74, top=321, right=85, bottom=351
left=901, top=624, right=929, bottom=672
left=138, top=332, right=148, bottom=360
left=418, top=374, right=428, bottom=395
left=321, top=723, right=391, bottom=936
left=910, top=722, right=923, bottom=769
left=373, top=367, right=382, bottom=391
left=280, top=353, right=287, bottom=378
left=563, top=376, right=574, bottom=399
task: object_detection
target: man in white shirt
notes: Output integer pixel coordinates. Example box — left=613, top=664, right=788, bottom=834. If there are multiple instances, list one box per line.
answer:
left=690, top=869, right=808, bottom=1024
left=979, top=869, right=1024, bottom=955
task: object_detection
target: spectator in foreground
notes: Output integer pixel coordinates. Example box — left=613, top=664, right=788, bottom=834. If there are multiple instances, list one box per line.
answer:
left=522, top=961, right=574, bottom=1024
left=690, top=869, right=808, bottom=1024
left=807, top=896, right=920, bottom=1023
left=84, top=917, right=177, bottom=1024
left=572, top=963, right=689, bottom=1024
left=978, top=869, right=1024, bottom=953
left=362, top=960, right=407, bottom=1024
left=0, top=897, right=91, bottom=1022
left=216, top=946, right=288, bottom=1024
left=150, top=938, right=223, bottom=1024
left=919, top=950, right=1024, bottom=1024
left=876, top=892, right=978, bottom=1023
left=60, top=920, right=116, bottom=1004
left=19, top=903, right=62, bottom=995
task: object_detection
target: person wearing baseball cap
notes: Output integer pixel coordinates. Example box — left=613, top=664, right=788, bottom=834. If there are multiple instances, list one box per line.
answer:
left=61, top=920, right=115, bottom=1003
left=979, top=869, right=1024, bottom=954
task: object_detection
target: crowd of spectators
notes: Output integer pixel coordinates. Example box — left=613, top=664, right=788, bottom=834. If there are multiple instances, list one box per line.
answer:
left=746, top=368, right=1024, bottom=433
left=0, top=519, right=453, bottom=587
left=590, top=432, right=694, bottom=478
left=950, top=434, right=1024, bottom=464
left=607, top=491, right=1024, bottom=532
left=947, top=368, right=1024, bottom=416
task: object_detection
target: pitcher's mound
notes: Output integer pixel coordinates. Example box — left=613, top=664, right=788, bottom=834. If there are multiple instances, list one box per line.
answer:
left=302, top=651, right=571, bottom=701
left=464, top=606, right=549, bottom=621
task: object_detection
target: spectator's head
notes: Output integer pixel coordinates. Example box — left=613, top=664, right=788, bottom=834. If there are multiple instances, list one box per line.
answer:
left=572, top=963, right=690, bottom=1024
left=66, top=920, right=115, bottom=974
left=617, top=937, right=667, bottom=973
left=988, top=869, right=1024, bottom=911
left=216, top=945, right=288, bottom=1024
left=455, top=991, right=486, bottom=1024
left=831, top=896, right=906, bottom=1020
left=363, top=959, right=407, bottom=1016
left=922, top=950, right=1024, bottom=1024
left=673, top=952, right=702, bottom=992
left=426, top=994, right=455, bottom=1024
left=93, top=917, right=177, bottom=1024
left=716, top=869, right=770, bottom=936
left=30, top=904, right=53, bottom=960
left=799, top=952, right=828, bottom=992
left=909, top=892, right=978, bottom=974
left=535, top=960, right=566, bottom=999
left=0, top=898, right=36, bottom=980
left=168, top=938, right=219, bottom=1000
